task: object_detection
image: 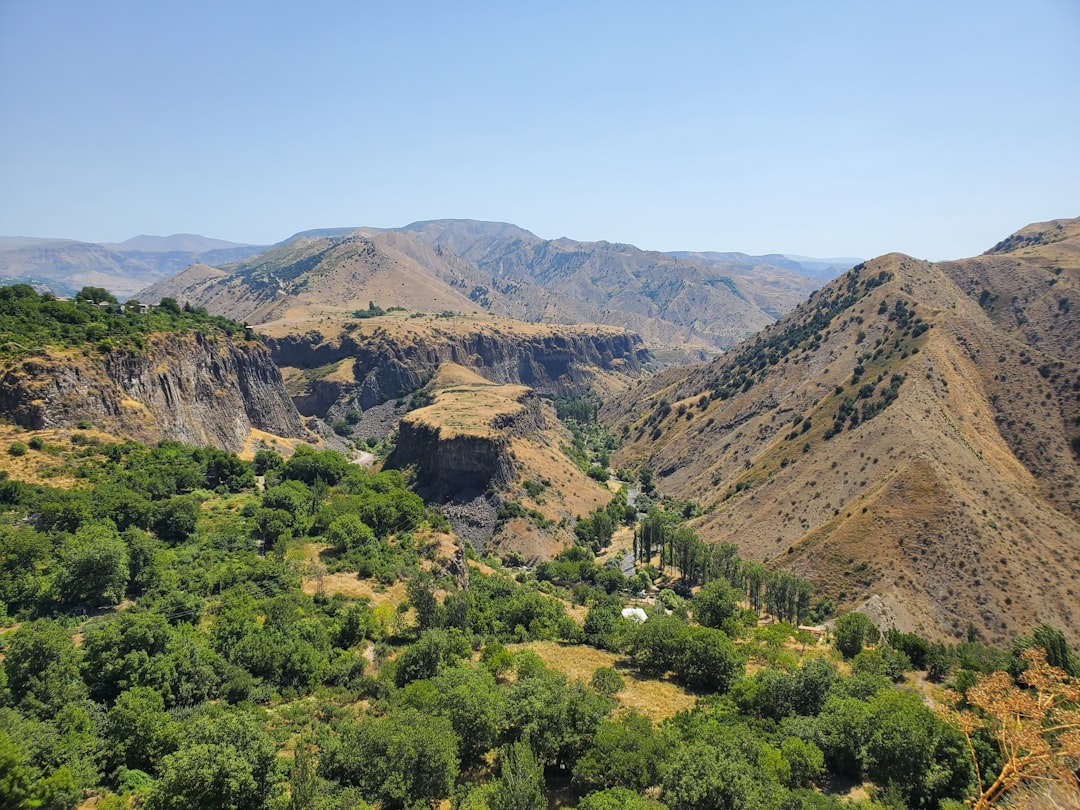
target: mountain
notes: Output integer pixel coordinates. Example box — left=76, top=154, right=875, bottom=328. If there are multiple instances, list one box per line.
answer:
left=7, top=222, right=847, bottom=352
left=102, top=233, right=250, bottom=253
left=395, top=220, right=845, bottom=355
left=0, top=234, right=267, bottom=298
left=606, top=217, right=1080, bottom=646
left=666, top=250, right=858, bottom=280
left=134, top=230, right=490, bottom=325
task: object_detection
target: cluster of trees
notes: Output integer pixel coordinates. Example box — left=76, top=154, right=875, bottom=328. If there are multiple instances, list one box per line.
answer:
left=574, top=489, right=630, bottom=552
left=3, top=427, right=1080, bottom=809
left=0, top=283, right=250, bottom=360
left=633, top=513, right=817, bottom=624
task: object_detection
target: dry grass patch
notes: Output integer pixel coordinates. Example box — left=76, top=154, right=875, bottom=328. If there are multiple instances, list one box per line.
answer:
left=511, top=640, right=697, bottom=723
left=406, top=380, right=529, bottom=440
left=0, top=425, right=116, bottom=487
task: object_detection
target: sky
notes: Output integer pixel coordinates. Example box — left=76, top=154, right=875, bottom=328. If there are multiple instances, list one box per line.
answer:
left=1, top=1, right=1078, bottom=260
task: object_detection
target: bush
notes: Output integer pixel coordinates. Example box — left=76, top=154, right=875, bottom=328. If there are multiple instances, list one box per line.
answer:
left=7, top=441, right=27, bottom=456
left=590, top=667, right=625, bottom=696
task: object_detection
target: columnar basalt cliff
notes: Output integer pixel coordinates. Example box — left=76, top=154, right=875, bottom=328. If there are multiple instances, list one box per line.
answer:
left=264, top=318, right=650, bottom=415
left=0, top=332, right=306, bottom=452
left=388, top=379, right=543, bottom=499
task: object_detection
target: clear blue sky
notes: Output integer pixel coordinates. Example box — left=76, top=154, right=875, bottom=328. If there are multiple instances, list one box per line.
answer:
left=1, top=0, right=1078, bottom=260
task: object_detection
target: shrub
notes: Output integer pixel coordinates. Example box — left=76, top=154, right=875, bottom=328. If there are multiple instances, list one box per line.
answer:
left=7, top=441, right=27, bottom=456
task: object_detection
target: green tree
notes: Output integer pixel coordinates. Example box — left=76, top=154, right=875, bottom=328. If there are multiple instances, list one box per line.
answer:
left=393, top=628, right=470, bottom=686
left=662, top=738, right=781, bottom=810
left=0, top=728, right=38, bottom=810
left=590, top=667, right=625, bottom=696
left=781, top=737, right=824, bottom=788
left=489, top=740, right=545, bottom=810
left=864, top=689, right=970, bottom=805
left=833, top=612, right=879, bottom=659
left=75, top=286, right=119, bottom=305
left=814, top=695, right=872, bottom=778
left=54, top=521, right=129, bottom=606
left=252, top=448, right=284, bottom=476
left=80, top=610, right=172, bottom=703
left=693, top=578, right=739, bottom=629
left=320, top=709, right=459, bottom=809
left=573, top=710, right=665, bottom=792
left=104, top=686, right=178, bottom=774
left=629, top=615, right=687, bottom=675
left=406, top=572, right=444, bottom=632
left=144, top=712, right=281, bottom=810
left=676, top=626, right=743, bottom=693
left=3, top=619, right=86, bottom=719
left=428, top=666, right=506, bottom=760
left=324, top=513, right=376, bottom=552
left=151, top=495, right=200, bottom=545
left=578, top=788, right=670, bottom=810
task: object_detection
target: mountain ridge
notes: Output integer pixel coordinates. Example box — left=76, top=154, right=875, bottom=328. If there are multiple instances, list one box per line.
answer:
left=605, top=219, right=1080, bottom=645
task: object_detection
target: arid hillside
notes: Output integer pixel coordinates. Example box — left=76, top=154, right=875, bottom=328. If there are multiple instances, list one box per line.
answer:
left=136, top=221, right=847, bottom=360
left=397, top=219, right=849, bottom=356
left=607, top=217, right=1080, bottom=646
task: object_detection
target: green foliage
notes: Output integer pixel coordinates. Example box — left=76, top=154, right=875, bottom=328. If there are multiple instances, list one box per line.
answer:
left=0, top=284, right=249, bottom=361
left=675, top=627, right=743, bottom=692
left=662, top=734, right=783, bottom=810
left=54, top=521, right=129, bottom=605
left=590, top=666, right=625, bottom=696
left=2, top=620, right=86, bottom=719
left=393, top=628, right=471, bottom=686
left=319, top=708, right=459, bottom=809
left=489, top=740, right=545, bottom=810
left=781, top=737, right=824, bottom=788
left=573, top=710, right=664, bottom=793
left=578, top=788, right=669, bottom=810
left=104, top=686, right=178, bottom=774
left=0, top=430, right=1046, bottom=808
left=351, top=301, right=386, bottom=318
left=8, top=441, right=28, bottom=457
left=1015, top=623, right=1080, bottom=676
left=693, top=577, right=739, bottom=628
left=833, top=612, right=880, bottom=658
left=252, top=448, right=284, bottom=475
left=144, top=711, right=281, bottom=810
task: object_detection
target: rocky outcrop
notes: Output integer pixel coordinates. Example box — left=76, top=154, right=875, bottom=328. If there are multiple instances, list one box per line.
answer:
left=267, top=326, right=649, bottom=416
left=393, top=421, right=515, bottom=499
left=0, top=332, right=305, bottom=452
left=389, top=390, right=543, bottom=500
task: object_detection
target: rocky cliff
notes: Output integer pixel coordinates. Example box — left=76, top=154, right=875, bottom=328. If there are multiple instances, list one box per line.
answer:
left=262, top=314, right=650, bottom=416
left=0, top=331, right=306, bottom=452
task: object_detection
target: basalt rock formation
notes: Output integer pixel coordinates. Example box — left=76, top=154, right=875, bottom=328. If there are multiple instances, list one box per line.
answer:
left=0, top=331, right=306, bottom=453
left=260, top=313, right=650, bottom=418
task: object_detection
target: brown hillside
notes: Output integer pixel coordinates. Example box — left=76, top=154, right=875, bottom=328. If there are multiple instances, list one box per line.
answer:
left=608, top=219, right=1080, bottom=646
left=135, top=231, right=483, bottom=325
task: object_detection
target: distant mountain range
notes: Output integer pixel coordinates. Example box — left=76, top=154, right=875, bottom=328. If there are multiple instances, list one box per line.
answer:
left=1, top=222, right=856, bottom=354
left=0, top=233, right=267, bottom=298
left=118, top=220, right=858, bottom=356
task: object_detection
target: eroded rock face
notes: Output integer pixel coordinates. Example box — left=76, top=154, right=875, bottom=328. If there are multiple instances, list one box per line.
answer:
left=0, top=332, right=305, bottom=452
left=389, top=393, right=543, bottom=500
left=393, top=421, right=515, bottom=499
left=267, top=328, right=649, bottom=415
